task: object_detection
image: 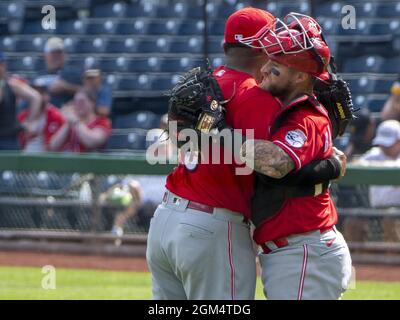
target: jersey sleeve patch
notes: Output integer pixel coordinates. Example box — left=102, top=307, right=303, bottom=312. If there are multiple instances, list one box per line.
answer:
left=284, top=129, right=307, bottom=149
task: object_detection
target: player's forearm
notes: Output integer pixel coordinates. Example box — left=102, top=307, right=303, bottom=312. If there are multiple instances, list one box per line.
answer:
left=241, top=139, right=295, bottom=178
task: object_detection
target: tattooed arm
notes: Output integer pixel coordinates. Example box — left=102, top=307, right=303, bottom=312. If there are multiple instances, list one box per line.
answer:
left=241, top=139, right=295, bottom=178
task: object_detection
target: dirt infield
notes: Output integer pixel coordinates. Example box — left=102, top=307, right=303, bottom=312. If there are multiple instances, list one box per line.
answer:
left=0, top=250, right=400, bottom=282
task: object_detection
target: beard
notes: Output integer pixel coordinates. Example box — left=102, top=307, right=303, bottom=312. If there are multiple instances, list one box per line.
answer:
left=267, top=82, right=293, bottom=99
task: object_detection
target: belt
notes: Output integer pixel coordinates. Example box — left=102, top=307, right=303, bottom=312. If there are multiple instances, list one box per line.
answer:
left=163, top=192, right=214, bottom=214
left=261, top=226, right=334, bottom=254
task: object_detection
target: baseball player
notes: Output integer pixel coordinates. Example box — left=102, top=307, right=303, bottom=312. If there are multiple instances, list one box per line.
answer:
left=146, top=8, right=346, bottom=300
left=239, top=13, right=353, bottom=299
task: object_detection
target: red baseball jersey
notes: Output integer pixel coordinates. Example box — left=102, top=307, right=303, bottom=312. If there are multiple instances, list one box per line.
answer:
left=18, top=104, right=65, bottom=150
left=253, top=95, right=338, bottom=244
left=166, top=66, right=280, bottom=218
left=64, top=116, right=112, bottom=152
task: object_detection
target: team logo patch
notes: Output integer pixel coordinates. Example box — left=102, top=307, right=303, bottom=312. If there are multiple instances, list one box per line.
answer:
left=285, top=129, right=307, bottom=148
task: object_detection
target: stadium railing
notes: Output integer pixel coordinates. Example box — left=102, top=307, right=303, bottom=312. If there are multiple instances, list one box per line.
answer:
left=0, top=152, right=399, bottom=264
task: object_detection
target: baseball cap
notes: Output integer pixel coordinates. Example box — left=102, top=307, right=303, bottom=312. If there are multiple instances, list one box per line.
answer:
left=44, top=37, right=64, bottom=53
left=224, top=7, right=275, bottom=45
left=372, top=120, right=400, bottom=147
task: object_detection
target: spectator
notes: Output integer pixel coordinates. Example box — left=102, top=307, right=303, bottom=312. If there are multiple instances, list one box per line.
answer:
left=345, top=108, right=376, bottom=160
left=17, top=79, right=65, bottom=152
left=356, top=120, right=400, bottom=241
left=146, top=113, right=176, bottom=162
left=35, top=37, right=81, bottom=108
left=381, top=80, right=400, bottom=121
left=99, top=179, right=143, bottom=237
left=82, top=69, right=112, bottom=117
left=0, top=51, right=42, bottom=150
left=48, top=89, right=112, bottom=152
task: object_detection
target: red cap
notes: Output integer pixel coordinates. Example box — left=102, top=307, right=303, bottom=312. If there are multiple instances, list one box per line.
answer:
left=224, top=7, right=275, bottom=45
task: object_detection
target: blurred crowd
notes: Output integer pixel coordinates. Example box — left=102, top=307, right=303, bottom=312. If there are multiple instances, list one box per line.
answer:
left=0, top=37, right=113, bottom=153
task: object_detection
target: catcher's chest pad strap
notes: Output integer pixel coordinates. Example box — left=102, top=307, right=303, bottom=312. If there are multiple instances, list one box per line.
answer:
left=271, top=95, right=331, bottom=135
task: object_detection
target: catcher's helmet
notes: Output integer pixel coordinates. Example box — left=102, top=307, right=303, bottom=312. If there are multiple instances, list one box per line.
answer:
left=239, top=13, right=330, bottom=82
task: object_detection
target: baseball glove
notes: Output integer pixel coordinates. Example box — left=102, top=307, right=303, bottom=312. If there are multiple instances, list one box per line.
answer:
left=167, top=65, right=226, bottom=148
left=314, top=59, right=357, bottom=139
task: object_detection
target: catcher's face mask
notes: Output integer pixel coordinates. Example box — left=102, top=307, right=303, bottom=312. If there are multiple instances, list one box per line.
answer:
left=239, top=12, right=330, bottom=82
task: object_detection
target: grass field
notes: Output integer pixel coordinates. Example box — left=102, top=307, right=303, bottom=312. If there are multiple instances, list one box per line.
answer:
left=0, top=266, right=400, bottom=300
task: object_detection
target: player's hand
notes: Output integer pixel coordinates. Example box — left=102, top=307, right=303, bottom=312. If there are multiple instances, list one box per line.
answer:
left=332, top=147, right=347, bottom=179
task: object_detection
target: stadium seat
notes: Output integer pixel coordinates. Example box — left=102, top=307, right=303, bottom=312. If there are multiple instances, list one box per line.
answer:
left=74, top=38, right=107, bottom=53
left=6, top=56, right=37, bottom=72
left=22, top=20, right=52, bottom=34
left=374, top=79, right=393, bottom=94
left=99, top=57, right=129, bottom=73
left=113, top=111, right=159, bottom=130
left=126, top=2, right=155, bottom=18
left=376, top=2, right=400, bottom=18
left=0, top=37, right=16, bottom=52
left=208, top=20, right=225, bottom=36
left=57, top=19, right=87, bottom=34
left=177, top=20, right=204, bottom=36
left=86, top=20, right=118, bottom=35
left=314, top=1, right=343, bottom=17
left=147, top=20, right=179, bottom=35
left=15, top=36, right=46, bottom=52
left=156, top=4, right=186, bottom=18
left=382, top=57, right=400, bottom=74
left=0, top=1, right=25, bottom=19
left=118, top=75, right=152, bottom=91
left=366, top=96, right=388, bottom=113
left=139, top=37, right=171, bottom=53
left=207, top=38, right=223, bottom=54
left=216, top=3, right=237, bottom=19
left=346, top=77, right=376, bottom=94
left=150, top=75, right=176, bottom=92
left=337, top=19, right=371, bottom=36
left=128, top=57, right=161, bottom=73
left=350, top=2, right=378, bottom=18
left=273, top=2, right=311, bottom=16
left=106, top=38, right=139, bottom=54
left=169, top=37, right=203, bottom=54
left=318, top=18, right=340, bottom=35
left=116, top=20, right=149, bottom=35
left=160, top=57, right=203, bottom=72
left=342, top=56, right=384, bottom=73
left=91, top=2, right=126, bottom=18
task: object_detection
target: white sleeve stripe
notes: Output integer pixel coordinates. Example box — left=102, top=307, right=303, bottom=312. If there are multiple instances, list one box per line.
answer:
left=273, top=140, right=302, bottom=170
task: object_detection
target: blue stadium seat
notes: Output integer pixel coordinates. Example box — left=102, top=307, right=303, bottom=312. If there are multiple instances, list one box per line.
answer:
left=150, top=75, right=175, bottom=92
left=350, top=2, right=378, bottom=18
left=116, top=20, right=149, bottom=35
left=128, top=57, right=161, bottom=73
left=169, top=37, right=203, bottom=54
left=87, top=20, right=118, bottom=35
left=98, top=57, right=129, bottom=73
left=118, top=75, right=152, bottom=91
left=318, top=18, right=340, bottom=35
left=92, top=2, right=126, bottom=18
left=382, top=57, right=400, bottom=74
left=337, top=19, right=371, bottom=36
left=271, top=2, right=311, bottom=17
left=147, top=20, right=179, bottom=35
left=208, top=20, right=225, bottom=36
left=0, top=1, right=25, bottom=19
left=65, top=58, right=85, bottom=71
left=22, top=20, right=52, bottom=34
left=374, top=79, right=393, bottom=94
left=342, top=56, right=384, bottom=73
left=74, top=38, right=107, bottom=53
left=113, top=111, right=159, bottom=129
left=207, top=38, right=223, bottom=54
left=178, top=20, right=204, bottom=36
left=186, top=3, right=204, bottom=19
left=57, top=19, right=87, bottom=34
left=216, top=3, right=237, bottom=19
left=160, top=57, right=203, bottom=72
left=314, top=1, right=343, bottom=17
left=139, top=37, right=171, bottom=53
left=347, top=77, right=376, bottom=94
left=156, top=4, right=186, bottom=18
left=6, top=56, right=37, bottom=72
left=15, top=36, right=46, bottom=52
left=0, top=37, right=16, bottom=52
left=126, top=2, right=154, bottom=18
left=376, top=2, right=400, bottom=18
left=106, top=38, right=139, bottom=54
left=366, top=97, right=388, bottom=113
